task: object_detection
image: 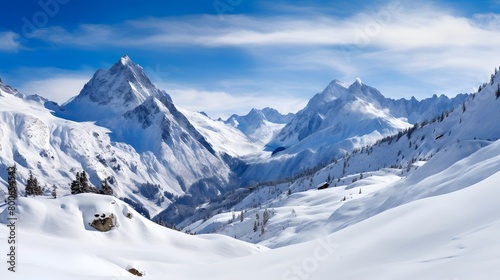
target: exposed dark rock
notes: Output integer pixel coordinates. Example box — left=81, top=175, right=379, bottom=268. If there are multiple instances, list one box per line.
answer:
left=127, top=267, right=144, bottom=277
left=90, top=213, right=116, bottom=232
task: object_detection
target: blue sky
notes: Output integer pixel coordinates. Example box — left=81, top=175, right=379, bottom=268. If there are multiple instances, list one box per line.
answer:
left=1, top=0, right=500, bottom=118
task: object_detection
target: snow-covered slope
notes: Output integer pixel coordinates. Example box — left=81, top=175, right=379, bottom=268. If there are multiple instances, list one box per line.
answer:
left=2, top=140, right=499, bottom=279
left=180, top=109, right=264, bottom=159
left=225, top=107, right=293, bottom=145
left=0, top=59, right=499, bottom=279
left=0, top=81, right=182, bottom=216
left=185, top=70, right=500, bottom=249
left=0, top=194, right=265, bottom=279
left=177, top=142, right=500, bottom=279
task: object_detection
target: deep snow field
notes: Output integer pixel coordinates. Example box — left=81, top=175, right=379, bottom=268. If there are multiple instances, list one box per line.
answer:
left=1, top=138, right=500, bottom=279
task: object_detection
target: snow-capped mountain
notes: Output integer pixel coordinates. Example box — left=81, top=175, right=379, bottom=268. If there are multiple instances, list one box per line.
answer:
left=238, top=78, right=468, bottom=184
left=0, top=56, right=473, bottom=223
left=274, top=78, right=468, bottom=148
left=0, top=56, right=246, bottom=219
left=59, top=56, right=239, bottom=201
left=180, top=109, right=264, bottom=159
left=225, top=108, right=294, bottom=145
left=183, top=70, right=500, bottom=254
left=61, top=55, right=170, bottom=121
left=1, top=57, right=500, bottom=279
left=0, top=79, right=180, bottom=216
left=5, top=72, right=499, bottom=277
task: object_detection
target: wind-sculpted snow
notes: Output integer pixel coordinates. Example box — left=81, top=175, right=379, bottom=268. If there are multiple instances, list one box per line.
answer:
left=0, top=194, right=265, bottom=279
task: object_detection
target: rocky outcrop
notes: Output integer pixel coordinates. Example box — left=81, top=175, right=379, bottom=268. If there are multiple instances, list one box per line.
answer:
left=127, top=267, right=144, bottom=277
left=90, top=213, right=116, bottom=232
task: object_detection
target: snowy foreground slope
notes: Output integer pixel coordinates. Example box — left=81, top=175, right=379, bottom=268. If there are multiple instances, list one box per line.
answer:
left=1, top=139, right=500, bottom=279
left=0, top=194, right=265, bottom=279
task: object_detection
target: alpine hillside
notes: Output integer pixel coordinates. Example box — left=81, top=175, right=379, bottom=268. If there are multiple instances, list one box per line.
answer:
left=237, top=78, right=468, bottom=184
left=0, top=56, right=243, bottom=219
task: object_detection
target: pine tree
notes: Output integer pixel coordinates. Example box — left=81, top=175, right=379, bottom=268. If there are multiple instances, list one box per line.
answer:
left=7, top=165, right=18, bottom=199
left=34, top=181, right=43, bottom=196
left=496, top=84, right=500, bottom=99
left=26, top=172, right=43, bottom=196
left=70, top=172, right=83, bottom=194
left=51, top=184, right=57, bottom=199
left=79, top=171, right=96, bottom=193
left=25, top=171, right=36, bottom=196
left=263, top=209, right=270, bottom=225
left=240, top=211, right=244, bottom=222
left=253, top=220, right=258, bottom=232
left=100, top=179, right=114, bottom=196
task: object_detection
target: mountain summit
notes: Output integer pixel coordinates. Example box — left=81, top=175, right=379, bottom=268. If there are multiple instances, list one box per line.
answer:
left=62, top=55, right=171, bottom=121
left=51, top=56, right=241, bottom=218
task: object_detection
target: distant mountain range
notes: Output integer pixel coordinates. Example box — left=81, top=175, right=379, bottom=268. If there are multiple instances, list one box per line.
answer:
left=0, top=55, right=473, bottom=223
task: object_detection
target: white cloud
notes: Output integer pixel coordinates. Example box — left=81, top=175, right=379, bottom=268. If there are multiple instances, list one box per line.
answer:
left=25, top=4, right=500, bottom=75
left=15, top=2, right=500, bottom=110
left=19, top=75, right=89, bottom=104
left=472, top=13, right=500, bottom=31
left=26, top=4, right=500, bottom=50
left=166, top=86, right=307, bottom=119
left=0, top=32, right=21, bottom=51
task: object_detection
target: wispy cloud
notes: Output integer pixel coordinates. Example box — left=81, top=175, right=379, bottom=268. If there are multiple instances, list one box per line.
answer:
left=11, top=1, right=500, bottom=115
left=26, top=4, right=500, bottom=49
left=20, top=76, right=88, bottom=104
left=165, top=85, right=307, bottom=119
left=14, top=68, right=92, bottom=104
left=0, top=32, right=21, bottom=51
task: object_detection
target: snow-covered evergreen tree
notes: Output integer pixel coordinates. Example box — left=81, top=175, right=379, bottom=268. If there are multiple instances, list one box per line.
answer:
left=25, top=171, right=36, bottom=197
left=79, top=171, right=96, bottom=193
left=100, top=179, right=114, bottom=196
left=70, top=172, right=83, bottom=194
left=26, top=171, right=43, bottom=196
left=263, top=209, right=270, bottom=226
left=51, top=184, right=57, bottom=199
